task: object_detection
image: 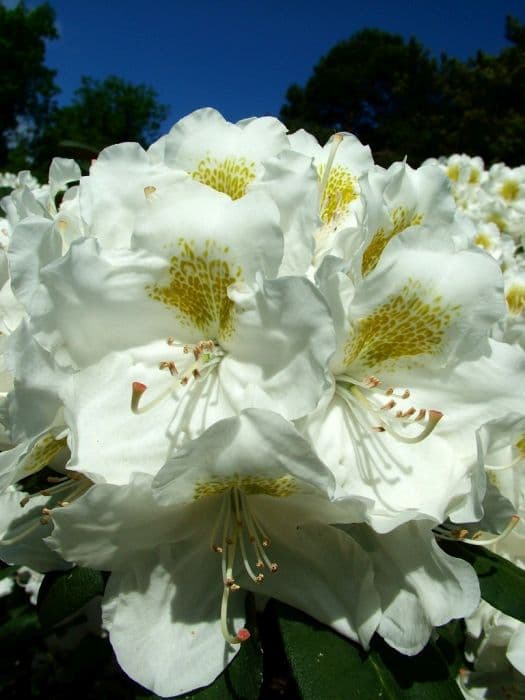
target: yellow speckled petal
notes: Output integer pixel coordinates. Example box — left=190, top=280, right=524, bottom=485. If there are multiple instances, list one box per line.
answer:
left=191, top=156, right=256, bottom=200
left=146, top=238, right=243, bottom=341
left=344, top=278, right=459, bottom=373
left=362, top=207, right=423, bottom=277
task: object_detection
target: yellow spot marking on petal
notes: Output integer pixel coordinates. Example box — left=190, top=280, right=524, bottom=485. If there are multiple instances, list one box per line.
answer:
left=500, top=179, right=520, bottom=202
left=192, top=156, right=256, bottom=200
left=447, top=164, right=460, bottom=182
left=516, top=435, right=525, bottom=457
left=487, top=471, right=499, bottom=487
left=344, top=278, right=460, bottom=371
left=468, top=168, right=480, bottom=185
left=486, top=212, right=507, bottom=233
left=146, top=239, right=243, bottom=341
left=194, top=474, right=296, bottom=500
left=318, top=164, right=358, bottom=224
left=506, top=285, right=525, bottom=315
left=22, top=435, right=68, bottom=474
left=474, top=232, right=492, bottom=250
left=361, top=207, right=423, bottom=277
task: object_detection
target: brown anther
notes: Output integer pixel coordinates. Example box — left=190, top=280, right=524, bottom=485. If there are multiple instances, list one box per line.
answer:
left=225, top=537, right=234, bottom=545
left=230, top=583, right=241, bottom=592
left=225, top=576, right=236, bottom=587
left=415, top=408, right=427, bottom=421
left=159, top=361, right=178, bottom=375
left=395, top=410, right=403, bottom=418
left=180, top=376, right=189, bottom=386
left=401, top=389, right=410, bottom=399
left=364, top=375, right=381, bottom=388
left=212, top=544, right=223, bottom=553
left=58, top=500, right=70, bottom=507
left=404, top=407, right=416, bottom=417
left=20, top=496, right=30, bottom=507
left=255, top=573, right=265, bottom=583
left=270, top=563, right=279, bottom=573
left=40, top=507, right=53, bottom=524
left=262, top=538, right=271, bottom=548
left=372, top=426, right=386, bottom=432
left=381, top=399, right=396, bottom=411
left=453, top=529, right=469, bottom=539
left=167, top=336, right=175, bottom=345
left=256, top=560, right=264, bottom=569
left=144, top=185, right=157, bottom=198
left=183, top=345, right=190, bottom=354
left=385, top=387, right=394, bottom=396
left=192, top=368, right=201, bottom=379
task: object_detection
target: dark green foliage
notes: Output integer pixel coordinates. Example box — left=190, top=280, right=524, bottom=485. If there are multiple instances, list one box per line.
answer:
left=440, top=539, right=525, bottom=622
left=280, top=17, right=525, bottom=166
left=281, top=29, right=444, bottom=165
left=31, top=76, right=169, bottom=177
left=0, top=3, right=169, bottom=178
left=0, top=1, right=58, bottom=170
left=273, top=601, right=463, bottom=699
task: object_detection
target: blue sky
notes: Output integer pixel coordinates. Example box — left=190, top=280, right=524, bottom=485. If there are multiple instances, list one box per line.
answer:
left=29, top=0, right=525, bottom=135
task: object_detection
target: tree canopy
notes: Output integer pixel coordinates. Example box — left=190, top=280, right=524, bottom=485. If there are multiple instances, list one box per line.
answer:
left=280, top=19, right=525, bottom=166
left=31, top=76, right=169, bottom=176
left=0, top=1, right=58, bottom=167
left=1, top=2, right=169, bottom=177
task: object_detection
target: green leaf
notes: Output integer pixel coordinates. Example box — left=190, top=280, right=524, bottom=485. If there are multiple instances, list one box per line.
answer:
left=440, top=540, right=525, bottom=622
left=0, top=610, right=39, bottom=648
left=37, top=566, right=105, bottom=631
left=273, top=601, right=463, bottom=700
left=0, top=565, right=17, bottom=581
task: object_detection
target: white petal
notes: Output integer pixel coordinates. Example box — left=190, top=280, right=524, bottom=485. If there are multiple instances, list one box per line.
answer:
left=102, top=547, right=241, bottom=697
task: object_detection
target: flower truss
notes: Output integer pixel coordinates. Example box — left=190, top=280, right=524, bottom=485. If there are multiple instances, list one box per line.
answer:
left=0, top=109, right=524, bottom=697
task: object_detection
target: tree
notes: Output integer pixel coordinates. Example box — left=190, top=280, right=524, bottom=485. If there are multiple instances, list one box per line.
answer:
left=280, top=29, right=445, bottom=165
left=0, top=1, right=58, bottom=170
left=31, top=76, right=169, bottom=177
left=440, top=15, right=525, bottom=166
left=280, top=20, right=525, bottom=165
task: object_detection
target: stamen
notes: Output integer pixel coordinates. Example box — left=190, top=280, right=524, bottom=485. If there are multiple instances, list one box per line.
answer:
left=159, top=361, right=178, bottom=375
left=335, top=382, right=443, bottom=444
left=214, top=488, right=277, bottom=645
left=233, top=490, right=264, bottom=584
left=484, top=454, right=524, bottom=471
left=144, top=185, right=157, bottom=199
left=219, top=525, right=251, bottom=645
left=0, top=519, right=43, bottom=545
left=135, top=340, right=223, bottom=414
left=434, top=515, right=519, bottom=546
left=319, top=133, right=344, bottom=202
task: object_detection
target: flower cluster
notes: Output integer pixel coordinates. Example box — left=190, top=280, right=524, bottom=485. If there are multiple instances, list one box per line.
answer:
left=0, top=110, right=524, bottom=697
left=425, top=154, right=525, bottom=349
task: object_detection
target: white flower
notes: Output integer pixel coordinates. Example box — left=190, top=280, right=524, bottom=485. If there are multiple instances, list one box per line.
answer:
left=48, top=409, right=380, bottom=697
left=302, top=216, right=519, bottom=530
